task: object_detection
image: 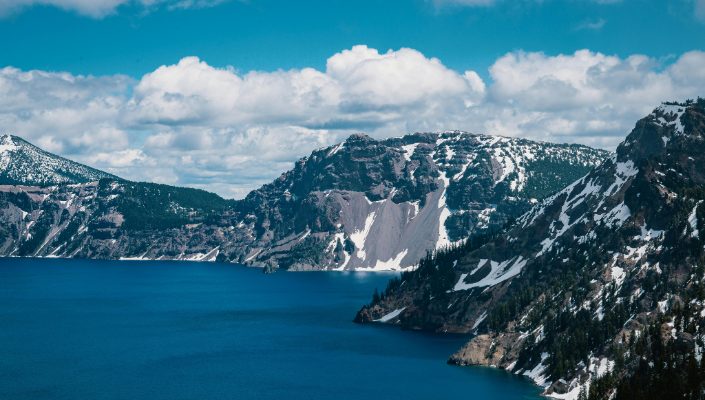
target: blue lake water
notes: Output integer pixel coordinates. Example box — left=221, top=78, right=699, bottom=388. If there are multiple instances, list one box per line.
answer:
left=0, top=258, right=541, bottom=400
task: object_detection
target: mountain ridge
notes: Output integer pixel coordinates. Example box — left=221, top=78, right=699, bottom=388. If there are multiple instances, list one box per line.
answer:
left=355, top=99, right=705, bottom=399
left=0, top=130, right=608, bottom=271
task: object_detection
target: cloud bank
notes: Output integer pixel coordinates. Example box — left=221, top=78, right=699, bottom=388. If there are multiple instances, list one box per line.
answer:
left=2, top=45, right=705, bottom=198
left=0, top=0, right=227, bottom=18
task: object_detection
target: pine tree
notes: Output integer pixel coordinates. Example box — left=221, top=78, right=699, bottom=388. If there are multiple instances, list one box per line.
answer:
left=371, top=288, right=380, bottom=304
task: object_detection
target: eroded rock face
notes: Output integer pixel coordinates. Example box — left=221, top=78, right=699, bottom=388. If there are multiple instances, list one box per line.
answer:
left=230, top=131, right=606, bottom=270
left=449, top=332, right=524, bottom=368
left=358, top=100, right=705, bottom=397
left=0, top=131, right=607, bottom=270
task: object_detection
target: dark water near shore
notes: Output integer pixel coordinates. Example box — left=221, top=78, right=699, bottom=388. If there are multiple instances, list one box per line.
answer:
left=0, top=258, right=541, bottom=400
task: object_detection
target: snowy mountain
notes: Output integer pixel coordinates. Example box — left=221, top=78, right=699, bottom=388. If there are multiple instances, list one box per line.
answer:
left=355, top=99, right=705, bottom=399
left=0, top=131, right=607, bottom=270
left=0, top=134, right=117, bottom=186
left=235, top=131, right=607, bottom=270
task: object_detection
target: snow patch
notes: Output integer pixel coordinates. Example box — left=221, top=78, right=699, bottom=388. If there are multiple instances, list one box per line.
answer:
left=350, top=211, right=377, bottom=261
left=604, top=160, right=638, bottom=198
left=655, top=104, right=685, bottom=134
left=523, top=352, right=550, bottom=387
left=637, top=225, right=664, bottom=242
left=688, top=201, right=702, bottom=238
left=328, top=142, right=344, bottom=156
left=435, top=172, right=452, bottom=249
left=453, top=256, right=527, bottom=290
left=595, top=202, right=630, bottom=228
left=375, top=307, right=406, bottom=322
left=0, top=138, right=18, bottom=154
left=370, top=249, right=409, bottom=271
left=244, top=248, right=262, bottom=262
left=658, top=299, right=669, bottom=313
left=401, top=143, right=419, bottom=162
left=472, top=311, right=487, bottom=330
left=611, top=266, right=625, bottom=287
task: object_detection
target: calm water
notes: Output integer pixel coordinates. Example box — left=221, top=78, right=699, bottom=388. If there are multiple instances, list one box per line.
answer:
left=0, top=258, right=541, bottom=400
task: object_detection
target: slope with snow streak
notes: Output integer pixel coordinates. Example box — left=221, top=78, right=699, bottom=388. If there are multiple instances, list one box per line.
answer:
left=358, top=100, right=705, bottom=399
left=241, top=130, right=605, bottom=271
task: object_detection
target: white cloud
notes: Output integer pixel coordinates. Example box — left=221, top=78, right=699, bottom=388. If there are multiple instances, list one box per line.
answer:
left=574, top=18, right=607, bottom=31
left=0, top=0, right=227, bottom=18
left=0, top=66, right=132, bottom=155
left=480, top=49, right=705, bottom=145
left=0, top=0, right=127, bottom=17
left=326, top=45, right=482, bottom=109
left=129, top=56, right=342, bottom=128
left=2, top=47, right=705, bottom=198
left=87, top=148, right=153, bottom=168
left=128, top=46, right=484, bottom=132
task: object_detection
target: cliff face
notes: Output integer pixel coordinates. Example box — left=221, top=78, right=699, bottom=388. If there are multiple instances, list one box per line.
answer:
left=356, top=100, right=705, bottom=398
left=0, top=131, right=606, bottom=271
left=235, top=131, right=606, bottom=270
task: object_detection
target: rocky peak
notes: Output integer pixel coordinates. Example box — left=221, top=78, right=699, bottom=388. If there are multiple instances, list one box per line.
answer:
left=343, top=132, right=374, bottom=145
left=619, top=100, right=705, bottom=162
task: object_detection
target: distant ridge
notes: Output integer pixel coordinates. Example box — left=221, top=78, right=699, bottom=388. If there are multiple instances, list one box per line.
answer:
left=0, top=130, right=607, bottom=271
left=0, top=134, right=118, bottom=186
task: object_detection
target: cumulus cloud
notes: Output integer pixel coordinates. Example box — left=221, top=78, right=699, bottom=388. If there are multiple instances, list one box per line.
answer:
left=0, top=66, right=133, bottom=154
left=0, top=0, right=228, bottom=18
left=2, top=46, right=705, bottom=198
left=0, top=0, right=127, bottom=17
left=326, top=46, right=483, bottom=109
left=484, top=49, right=705, bottom=145
left=128, top=56, right=342, bottom=128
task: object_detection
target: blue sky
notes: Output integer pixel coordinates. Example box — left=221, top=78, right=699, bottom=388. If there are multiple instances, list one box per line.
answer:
left=2, top=0, right=704, bottom=78
left=1, top=0, right=704, bottom=198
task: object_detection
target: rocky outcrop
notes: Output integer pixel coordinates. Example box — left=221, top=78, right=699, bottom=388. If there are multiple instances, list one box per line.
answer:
left=449, top=332, right=524, bottom=368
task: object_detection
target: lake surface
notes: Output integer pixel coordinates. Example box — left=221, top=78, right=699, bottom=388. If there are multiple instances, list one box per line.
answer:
left=0, top=258, right=541, bottom=400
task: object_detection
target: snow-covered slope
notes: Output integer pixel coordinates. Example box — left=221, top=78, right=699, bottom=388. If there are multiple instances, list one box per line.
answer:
left=357, top=100, right=705, bottom=398
left=0, top=134, right=117, bottom=186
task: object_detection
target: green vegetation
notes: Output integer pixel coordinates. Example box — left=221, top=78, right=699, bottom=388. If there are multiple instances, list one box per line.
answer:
left=101, top=180, right=233, bottom=230
left=523, top=158, right=595, bottom=200
left=371, top=226, right=506, bottom=306
left=589, top=314, right=705, bottom=400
